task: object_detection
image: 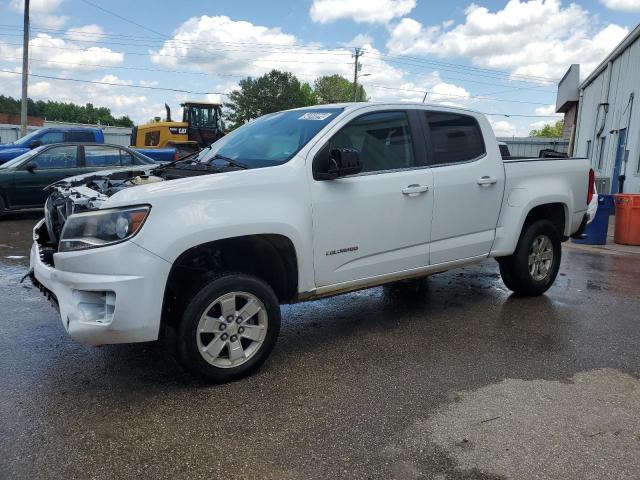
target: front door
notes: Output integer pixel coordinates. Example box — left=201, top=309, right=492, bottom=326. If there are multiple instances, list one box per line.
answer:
left=9, top=145, right=79, bottom=207
left=611, top=128, right=626, bottom=194
left=310, top=110, right=434, bottom=287
left=421, top=110, right=505, bottom=264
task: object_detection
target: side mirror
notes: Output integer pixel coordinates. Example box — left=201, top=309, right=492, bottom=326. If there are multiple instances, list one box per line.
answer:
left=29, top=140, right=42, bottom=149
left=25, top=161, right=38, bottom=173
left=313, top=146, right=362, bottom=180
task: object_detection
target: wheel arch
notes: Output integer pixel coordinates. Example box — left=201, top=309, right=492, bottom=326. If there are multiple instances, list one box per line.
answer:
left=160, top=233, right=299, bottom=330
left=492, top=200, right=570, bottom=257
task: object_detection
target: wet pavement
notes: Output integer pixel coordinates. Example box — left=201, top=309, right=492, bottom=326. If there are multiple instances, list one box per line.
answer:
left=1, top=213, right=639, bottom=480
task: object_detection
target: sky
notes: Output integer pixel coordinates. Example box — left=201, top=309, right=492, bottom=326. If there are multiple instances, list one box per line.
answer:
left=0, top=0, right=639, bottom=136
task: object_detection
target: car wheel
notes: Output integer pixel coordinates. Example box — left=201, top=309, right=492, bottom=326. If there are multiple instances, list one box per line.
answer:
left=0, top=196, right=6, bottom=217
left=176, top=272, right=281, bottom=382
left=498, top=219, right=561, bottom=296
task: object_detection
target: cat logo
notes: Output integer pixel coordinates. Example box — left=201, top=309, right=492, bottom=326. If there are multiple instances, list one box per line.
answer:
left=169, top=127, right=188, bottom=135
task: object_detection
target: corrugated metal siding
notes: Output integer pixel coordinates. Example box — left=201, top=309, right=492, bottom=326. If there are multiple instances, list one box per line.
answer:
left=574, top=32, right=640, bottom=193
left=497, top=137, right=569, bottom=157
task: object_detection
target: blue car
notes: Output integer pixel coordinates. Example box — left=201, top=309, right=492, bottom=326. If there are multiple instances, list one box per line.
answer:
left=0, top=127, right=105, bottom=164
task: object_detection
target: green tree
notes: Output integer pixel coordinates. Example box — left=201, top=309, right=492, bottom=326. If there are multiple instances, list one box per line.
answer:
left=225, top=70, right=317, bottom=129
left=0, top=95, right=133, bottom=127
left=529, top=120, right=564, bottom=137
left=314, top=74, right=367, bottom=104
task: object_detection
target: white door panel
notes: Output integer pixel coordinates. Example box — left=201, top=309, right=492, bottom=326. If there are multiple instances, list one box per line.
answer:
left=430, top=157, right=504, bottom=264
left=312, top=169, right=434, bottom=286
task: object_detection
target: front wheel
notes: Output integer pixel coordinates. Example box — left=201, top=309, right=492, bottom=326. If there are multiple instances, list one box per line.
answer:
left=498, top=219, right=561, bottom=296
left=176, top=273, right=281, bottom=382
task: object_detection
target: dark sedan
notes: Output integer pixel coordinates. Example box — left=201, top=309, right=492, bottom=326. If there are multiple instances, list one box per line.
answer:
left=0, top=143, right=155, bottom=215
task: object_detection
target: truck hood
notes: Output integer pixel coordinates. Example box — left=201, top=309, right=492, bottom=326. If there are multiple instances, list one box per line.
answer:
left=43, top=159, right=245, bottom=246
left=0, top=146, right=28, bottom=160
left=0, top=143, right=23, bottom=150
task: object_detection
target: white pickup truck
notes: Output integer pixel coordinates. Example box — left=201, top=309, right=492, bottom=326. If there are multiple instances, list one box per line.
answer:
left=30, top=103, right=594, bottom=382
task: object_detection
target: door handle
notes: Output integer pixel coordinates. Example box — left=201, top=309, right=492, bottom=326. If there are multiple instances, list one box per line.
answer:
left=402, top=184, right=429, bottom=196
left=477, top=176, right=497, bottom=187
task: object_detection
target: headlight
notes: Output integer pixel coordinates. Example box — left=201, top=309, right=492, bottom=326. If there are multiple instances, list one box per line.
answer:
left=59, top=205, right=150, bottom=252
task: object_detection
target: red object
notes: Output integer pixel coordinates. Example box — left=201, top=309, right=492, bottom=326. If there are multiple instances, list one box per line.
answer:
left=587, top=168, right=595, bottom=204
left=173, top=150, right=179, bottom=161
left=0, top=113, right=44, bottom=126
left=613, top=194, right=640, bottom=245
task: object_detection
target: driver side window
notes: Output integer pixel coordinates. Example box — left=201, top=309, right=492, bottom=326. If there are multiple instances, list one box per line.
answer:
left=329, top=111, right=415, bottom=173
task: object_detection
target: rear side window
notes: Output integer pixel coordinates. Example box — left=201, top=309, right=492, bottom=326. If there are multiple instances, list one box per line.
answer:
left=66, top=130, right=95, bottom=142
left=84, top=145, right=122, bottom=167
left=39, top=131, right=64, bottom=145
left=329, top=111, right=414, bottom=173
left=424, top=112, right=485, bottom=165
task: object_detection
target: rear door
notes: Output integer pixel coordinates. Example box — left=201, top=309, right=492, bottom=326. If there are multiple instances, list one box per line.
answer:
left=83, top=145, right=139, bottom=170
left=420, top=110, right=505, bottom=264
left=310, top=109, right=434, bottom=287
left=9, top=145, right=79, bottom=207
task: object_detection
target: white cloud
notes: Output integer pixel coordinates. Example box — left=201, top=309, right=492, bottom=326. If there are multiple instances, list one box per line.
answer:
left=9, top=0, right=68, bottom=28
left=343, top=33, right=374, bottom=47
left=65, top=24, right=104, bottom=42
left=386, top=0, right=629, bottom=79
left=310, top=0, right=415, bottom=24
left=535, top=104, right=562, bottom=116
left=600, top=0, right=640, bottom=12
left=0, top=32, right=123, bottom=70
left=28, top=33, right=124, bottom=70
left=490, top=119, right=517, bottom=137
left=0, top=69, right=149, bottom=122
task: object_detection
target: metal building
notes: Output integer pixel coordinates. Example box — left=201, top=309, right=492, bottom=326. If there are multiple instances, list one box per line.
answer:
left=556, top=23, right=640, bottom=194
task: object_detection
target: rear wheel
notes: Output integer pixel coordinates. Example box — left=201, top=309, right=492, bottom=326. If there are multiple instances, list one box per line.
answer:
left=176, top=273, right=281, bottom=382
left=498, top=219, right=561, bottom=296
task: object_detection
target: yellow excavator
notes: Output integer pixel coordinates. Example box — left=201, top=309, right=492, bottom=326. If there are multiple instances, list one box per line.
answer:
left=130, top=101, right=225, bottom=158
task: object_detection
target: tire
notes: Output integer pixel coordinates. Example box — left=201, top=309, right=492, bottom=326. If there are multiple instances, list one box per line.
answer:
left=0, top=196, right=6, bottom=218
left=498, top=219, right=561, bottom=296
left=176, top=273, right=281, bottom=383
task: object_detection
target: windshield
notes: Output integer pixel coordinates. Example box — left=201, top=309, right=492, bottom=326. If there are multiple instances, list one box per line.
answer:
left=198, top=108, right=343, bottom=168
left=10, top=129, right=41, bottom=146
left=0, top=147, right=42, bottom=169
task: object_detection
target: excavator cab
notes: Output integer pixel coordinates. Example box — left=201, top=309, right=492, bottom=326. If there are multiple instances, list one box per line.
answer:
left=181, top=102, right=225, bottom=147
left=130, top=101, right=224, bottom=156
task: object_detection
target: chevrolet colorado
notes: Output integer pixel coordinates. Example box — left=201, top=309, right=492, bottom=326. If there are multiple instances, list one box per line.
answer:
left=29, top=103, right=593, bottom=382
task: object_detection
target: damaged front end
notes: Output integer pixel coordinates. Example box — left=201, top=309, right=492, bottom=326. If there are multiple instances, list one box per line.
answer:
left=43, top=167, right=162, bottom=250
left=41, top=157, right=242, bottom=254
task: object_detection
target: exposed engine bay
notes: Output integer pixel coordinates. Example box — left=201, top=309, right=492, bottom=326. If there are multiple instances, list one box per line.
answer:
left=43, top=156, right=242, bottom=248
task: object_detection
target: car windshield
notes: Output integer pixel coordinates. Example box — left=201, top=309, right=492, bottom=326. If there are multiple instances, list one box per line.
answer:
left=197, top=108, right=343, bottom=168
left=0, top=147, right=43, bottom=169
left=10, top=129, right=41, bottom=146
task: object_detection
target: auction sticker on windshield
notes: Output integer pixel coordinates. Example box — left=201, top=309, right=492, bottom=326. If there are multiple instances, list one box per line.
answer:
left=299, top=112, right=333, bottom=121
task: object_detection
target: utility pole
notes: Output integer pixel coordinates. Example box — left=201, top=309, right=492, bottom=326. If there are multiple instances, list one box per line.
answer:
left=20, top=0, right=30, bottom=137
left=422, top=91, right=429, bottom=103
left=352, top=47, right=363, bottom=102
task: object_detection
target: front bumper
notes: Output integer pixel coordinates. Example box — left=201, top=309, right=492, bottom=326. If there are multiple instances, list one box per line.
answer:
left=30, top=219, right=171, bottom=345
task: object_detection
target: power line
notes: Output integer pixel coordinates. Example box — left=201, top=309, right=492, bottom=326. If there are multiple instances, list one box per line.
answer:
left=363, top=49, right=560, bottom=83
left=0, top=25, right=559, bottom=85
left=78, top=0, right=168, bottom=40
left=367, top=84, right=551, bottom=106
left=0, top=68, right=228, bottom=95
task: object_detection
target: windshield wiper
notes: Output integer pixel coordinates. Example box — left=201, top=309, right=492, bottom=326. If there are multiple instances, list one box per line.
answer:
left=211, top=154, right=248, bottom=169
left=154, top=148, right=202, bottom=171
